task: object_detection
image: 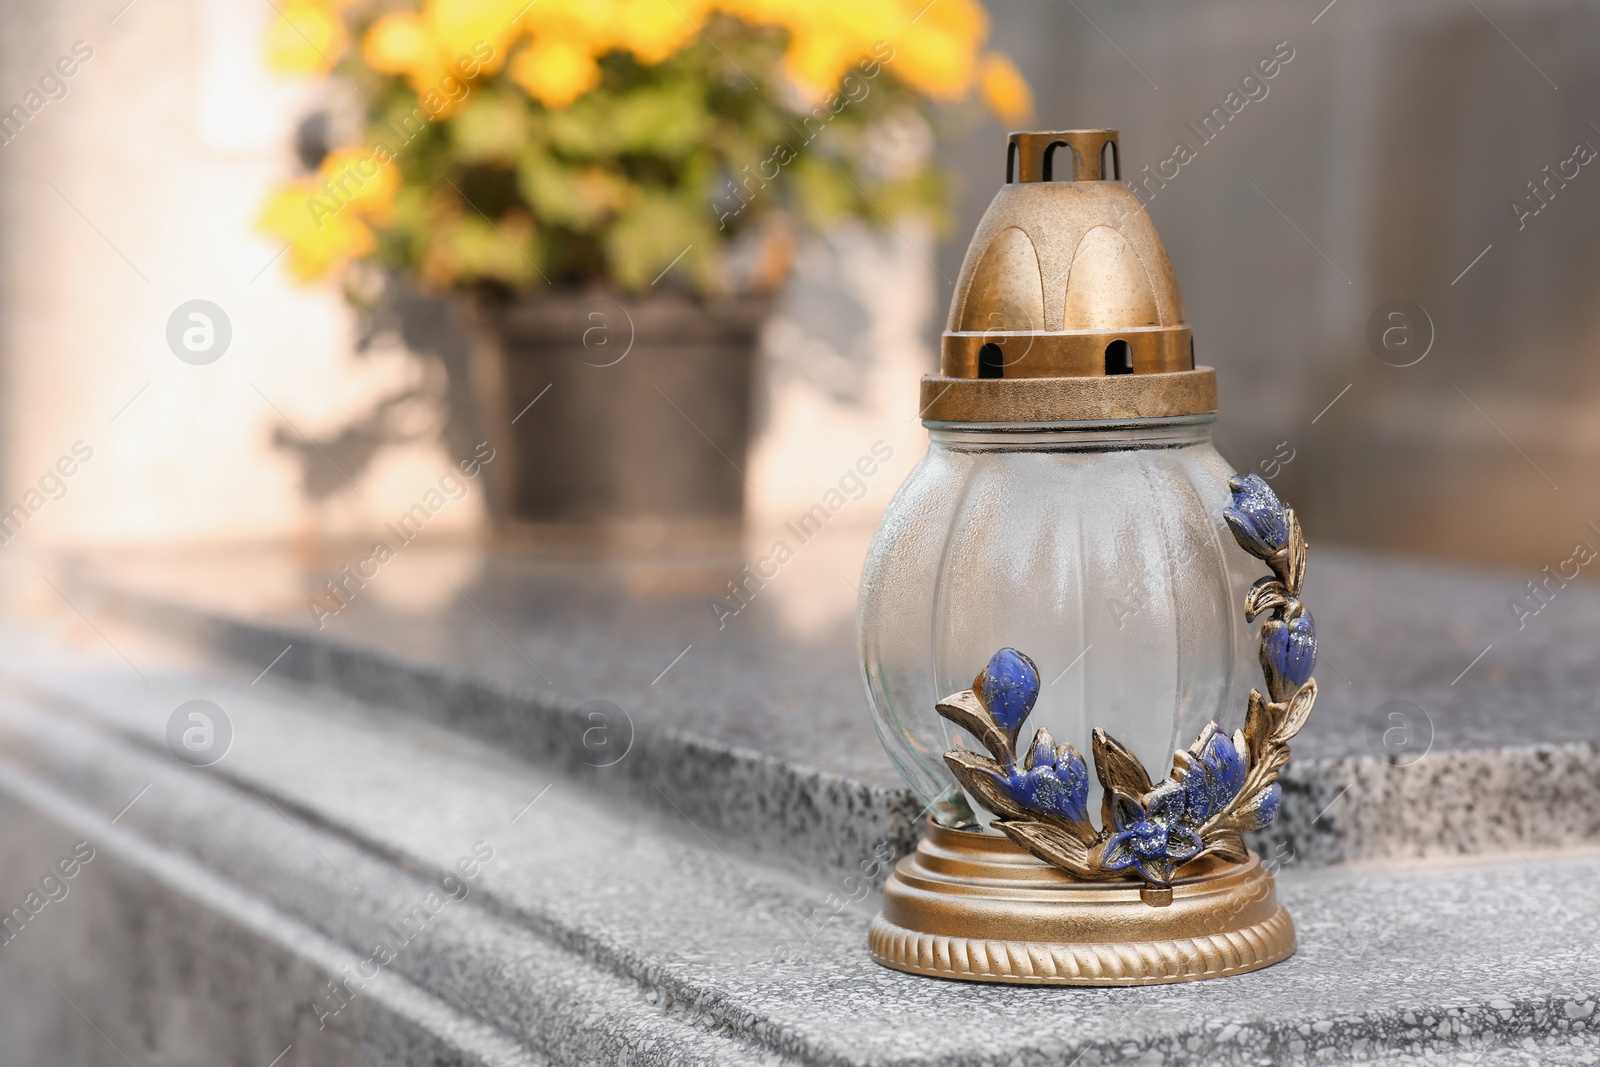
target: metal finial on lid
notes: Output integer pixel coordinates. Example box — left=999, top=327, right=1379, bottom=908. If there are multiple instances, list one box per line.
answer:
left=1006, top=129, right=1121, bottom=182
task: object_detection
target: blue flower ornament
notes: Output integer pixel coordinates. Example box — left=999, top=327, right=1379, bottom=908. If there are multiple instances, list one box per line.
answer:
left=934, top=476, right=1320, bottom=899
left=1223, top=472, right=1289, bottom=558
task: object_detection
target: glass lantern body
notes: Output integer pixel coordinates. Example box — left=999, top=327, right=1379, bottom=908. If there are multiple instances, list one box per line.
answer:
left=859, top=414, right=1260, bottom=828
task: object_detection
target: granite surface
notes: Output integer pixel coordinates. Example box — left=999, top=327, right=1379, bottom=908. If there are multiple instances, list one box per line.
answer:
left=75, top=539, right=1600, bottom=767
left=0, top=787, right=533, bottom=1067
left=69, top=542, right=1600, bottom=877
left=1, top=620, right=1598, bottom=1065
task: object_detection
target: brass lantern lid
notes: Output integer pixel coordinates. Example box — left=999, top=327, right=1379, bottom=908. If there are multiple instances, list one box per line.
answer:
left=921, top=130, right=1217, bottom=423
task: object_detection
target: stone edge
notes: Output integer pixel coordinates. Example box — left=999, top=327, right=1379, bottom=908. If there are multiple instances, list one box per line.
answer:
left=80, top=580, right=1600, bottom=880
left=5, top=667, right=1600, bottom=1067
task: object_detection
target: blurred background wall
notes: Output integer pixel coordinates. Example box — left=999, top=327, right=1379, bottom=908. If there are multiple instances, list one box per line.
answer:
left=2, top=0, right=1598, bottom=571
left=951, top=0, right=1600, bottom=570
left=0, top=0, right=486, bottom=549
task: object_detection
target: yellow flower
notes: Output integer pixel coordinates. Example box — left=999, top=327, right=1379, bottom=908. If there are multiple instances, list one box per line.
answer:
left=425, top=0, right=527, bottom=74
left=316, top=148, right=401, bottom=224
left=783, top=27, right=858, bottom=101
left=894, top=29, right=975, bottom=99
left=277, top=0, right=1028, bottom=121
left=259, top=0, right=1033, bottom=288
left=363, top=12, right=432, bottom=78
left=889, top=0, right=988, bottom=99
left=978, top=52, right=1031, bottom=123
left=366, top=8, right=498, bottom=113
left=347, top=0, right=1024, bottom=119
left=904, top=0, right=988, bottom=46
left=258, top=181, right=376, bottom=281
left=717, top=0, right=807, bottom=27
left=613, top=0, right=707, bottom=65
left=264, top=0, right=349, bottom=75
left=521, top=0, right=614, bottom=38
left=510, top=37, right=603, bottom=109
left=257, top=146, right=401, bottom=281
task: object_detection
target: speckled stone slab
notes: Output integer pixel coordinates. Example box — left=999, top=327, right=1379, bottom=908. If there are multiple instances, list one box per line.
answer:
left=71, top=544, right=1600, bottom=879
left=0, top=627, right=1597, bottom=1066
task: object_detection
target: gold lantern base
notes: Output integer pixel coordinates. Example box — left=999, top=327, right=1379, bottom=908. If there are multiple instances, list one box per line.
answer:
left=869, top=822, right=1294, bottom=986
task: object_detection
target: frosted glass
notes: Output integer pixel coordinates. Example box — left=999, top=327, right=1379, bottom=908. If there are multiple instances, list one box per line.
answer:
left=859, top=416, right=1260, bottom=830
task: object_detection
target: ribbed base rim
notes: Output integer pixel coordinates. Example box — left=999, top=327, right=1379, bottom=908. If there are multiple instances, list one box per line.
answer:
left=868, top=906, right=1294, bottom=986
left=868, top=822, right=1296, bottom=986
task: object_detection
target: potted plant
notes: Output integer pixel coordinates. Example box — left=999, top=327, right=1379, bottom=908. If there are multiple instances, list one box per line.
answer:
left=259, top=0, right=1029, bottom=544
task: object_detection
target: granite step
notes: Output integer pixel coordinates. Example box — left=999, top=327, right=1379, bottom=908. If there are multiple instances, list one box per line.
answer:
left=0, top=620, right=1595, bottom=1066
left=67, top=544, right=1600, bottom=880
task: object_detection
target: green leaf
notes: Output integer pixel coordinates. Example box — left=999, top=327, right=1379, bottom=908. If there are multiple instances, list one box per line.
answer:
left=608, top=80, right=709, bottom=159
left=544, top=96, right=618, bottom=159
left=449, top=91, right=529, bottom=165
left=790, top=156, right=857, bottom=227
left=450, top=214, right=540, bottom=288
left=324, top=20, right=974, bottom=297
left=602, top=190, right=712, bottom=291
left=516, top=147, right=629, bottom=232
